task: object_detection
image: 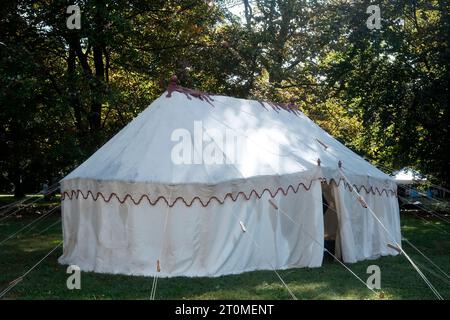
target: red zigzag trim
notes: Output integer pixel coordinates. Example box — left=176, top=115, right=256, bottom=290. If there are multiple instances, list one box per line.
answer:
left=61, top=178, right=396, bottom=207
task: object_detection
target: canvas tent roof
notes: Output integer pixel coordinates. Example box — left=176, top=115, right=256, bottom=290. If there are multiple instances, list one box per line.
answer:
left=62, top=83, right=396, bottom=207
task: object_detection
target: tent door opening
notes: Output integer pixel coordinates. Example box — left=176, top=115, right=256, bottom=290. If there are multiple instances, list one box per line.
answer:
left=322, top=182, right=341, bottom=260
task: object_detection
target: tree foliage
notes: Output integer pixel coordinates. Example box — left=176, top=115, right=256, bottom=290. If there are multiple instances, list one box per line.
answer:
left=0, top=0, right=449, bottom=195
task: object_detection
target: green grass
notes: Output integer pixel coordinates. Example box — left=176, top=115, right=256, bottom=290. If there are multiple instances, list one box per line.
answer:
left=0, top=208, right=449, bottom=300
left=0, top=195, right=61, bottom=208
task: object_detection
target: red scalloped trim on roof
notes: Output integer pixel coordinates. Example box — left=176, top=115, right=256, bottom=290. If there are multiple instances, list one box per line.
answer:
left=61, top=180, right=314, bottom=207
left=166, top=75, right=215, bottom=107
left=257, top=100, right=302, bottom=116
left=61, top=178, right=396, bottom=207
left=325, top=178, right=397, bottom=197
left=164, top=76, right=303, bottom=115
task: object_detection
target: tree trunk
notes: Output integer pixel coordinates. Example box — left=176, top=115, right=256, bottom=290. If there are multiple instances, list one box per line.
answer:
left=89, top=45, right=104, bottom=132
left=89, top=0, right=107, bottom=133
left=67, top=44, right=83, bottom=132
left=12, top=171, right=25, bottom=198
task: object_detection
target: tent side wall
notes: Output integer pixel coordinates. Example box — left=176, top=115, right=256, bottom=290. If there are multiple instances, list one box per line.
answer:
left=332, top=184, right=402, bottom=263
left=58, top=180, right=325, bottom=277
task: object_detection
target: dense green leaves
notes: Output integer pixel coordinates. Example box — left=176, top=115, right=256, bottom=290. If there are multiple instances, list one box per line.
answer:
left=0, top=0, right=449, bottom=194
left=327, top=0, right=450, bottom=185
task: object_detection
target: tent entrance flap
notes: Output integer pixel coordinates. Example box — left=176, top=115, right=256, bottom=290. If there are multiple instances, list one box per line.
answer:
left=322, top=182, right=341, bottom=260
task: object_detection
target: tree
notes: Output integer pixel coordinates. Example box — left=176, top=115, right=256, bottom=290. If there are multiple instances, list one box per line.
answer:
left=325, top=0, right=450, bottom=185
left=1, top=0, right=449, bottom=194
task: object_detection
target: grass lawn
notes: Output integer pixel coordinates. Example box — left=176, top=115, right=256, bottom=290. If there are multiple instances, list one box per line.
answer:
left=0, top=204, right=449, bottom=300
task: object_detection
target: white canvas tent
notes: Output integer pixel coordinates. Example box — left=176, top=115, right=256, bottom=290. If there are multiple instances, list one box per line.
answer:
left=59, top=80, right=402, bottom=277
left=393, top=168, right=427, bottom=185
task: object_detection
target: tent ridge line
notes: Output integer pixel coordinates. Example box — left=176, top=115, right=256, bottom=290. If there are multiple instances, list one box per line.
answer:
left=165, top=75, right=215, bottom=107
left=60, top=178, right=396, bottom=208
left=164, top=76, right=301, bottom=116
left=257, top=99, right=301, bottom=116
